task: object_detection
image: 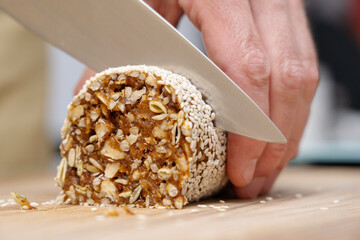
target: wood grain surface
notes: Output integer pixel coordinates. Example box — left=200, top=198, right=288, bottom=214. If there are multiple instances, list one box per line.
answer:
left=0, top=165, right=359, bottom=240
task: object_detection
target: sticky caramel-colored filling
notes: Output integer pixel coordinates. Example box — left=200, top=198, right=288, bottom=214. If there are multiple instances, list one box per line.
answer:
left=60, top=72, right=193, bottom=208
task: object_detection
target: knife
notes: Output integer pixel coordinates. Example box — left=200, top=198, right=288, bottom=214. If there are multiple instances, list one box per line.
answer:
left=0, top=0, right=286, bottom=143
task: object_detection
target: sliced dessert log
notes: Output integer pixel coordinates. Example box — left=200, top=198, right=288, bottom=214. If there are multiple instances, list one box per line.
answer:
left=55, top=65, right=227, bottom=209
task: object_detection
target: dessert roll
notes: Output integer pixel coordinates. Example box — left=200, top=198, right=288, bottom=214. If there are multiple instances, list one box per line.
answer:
left=56, top=65, right=227, bottom=209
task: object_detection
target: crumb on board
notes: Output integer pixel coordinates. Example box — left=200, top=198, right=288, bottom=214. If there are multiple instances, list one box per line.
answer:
left=10, top=192, right=36, bottom=210
left=104, top=208, right=119, bottom=217
left=295, top=193, right=303, bottom=199
left=260, top=200, right=266, bottom=204
left=197, top=204, right=207, bottom=208
left=102, top=206, right=135, bottom=217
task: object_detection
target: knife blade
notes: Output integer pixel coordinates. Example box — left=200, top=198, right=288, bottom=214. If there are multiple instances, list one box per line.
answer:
left=0, top=0, right=286, bottom=143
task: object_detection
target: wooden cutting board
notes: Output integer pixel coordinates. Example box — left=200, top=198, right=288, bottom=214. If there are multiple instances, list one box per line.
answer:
left=0, top=165, right=359, bottom=240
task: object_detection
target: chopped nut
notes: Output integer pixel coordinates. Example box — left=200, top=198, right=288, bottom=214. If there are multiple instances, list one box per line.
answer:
left=183, top=143, right=192, bottom=159
left=111, top=92, right=121, bottom=100
left=124, top=86, right=132, bottom=99
left=169, top=113, right=177, bottom=120
left=100, top=180, right=117, bottom=199
left=152, top=126, right=167, bottom=139
left=78, top=118, right=86, bottom=127
left=74, top=184, right=87, bottom=195
left=164, top=85, right=172, bottom=94
left=118, top=102, right=125, bottom=112
left=181, top=124, right=192, bottom=136
left=177, top=110, right=184, bottom=126
left=132, top=170, right=140, bottom=181
left=89, top=135, right=98, bottom=143
left=76, top=160, right=83, bottom=177
left=115, top=129, right=124, bottom=140
left=95, top=119, right=113, bottom=140
left=66, top=185, right=76, bottom=203
left=89, top=158, right=104, bottom=171
left=84, top=92, right=92, bottom=102
left=84, top=164, right=100, bottom=173
left=156, top=146, right=167, bottom=154
left=171, top=123, right=178, bottom=145
left=127, top=112, right=135, bottom=122
left=176, top=156, right=188, bottom=172
left=149, top=100, right=167, bottom=114
left=129, top=185, right=142, bottom=204
left=130, top=87, right=146, bottom=102
left=115, top=179, right=128, bottom=185
left=10, top=192, right=35, bottom=210
left=139, top=73, right=146, bottom=80
left=101, top=139, right=124, bottom=160
left=129, top=71, right=139, bottom=77
left=152, top=113, right=168, bottom=120
left=120, top=140, right=130, bottom=151
left=55, top=157, right=67, bottom=187
left=96, top=93, right=108, bottom=106
left=68, top=105, right=84, bottom=121
left=166, top=183, right=178, bottom=197
left=119, top=191, right=132, bottom=198
left=175, top=197, right=183, bottom=209
left=85, top=144, right=95, bottom=153
left=162, top=198, right=172, bottom=206
left=145, top=74, right=156, bottom=86
left=150, top=163, right=158, bottom=173
left=89, top=82, right=101, bottom=91
left=129, top=126, right=139, bottom=135
left=126, top=134, right=139, bottom=145
left=105, top=163, right=120, bottom=178
left=90, top=111, right=99, bottom=122
left=61, top=119, right=71, bottom=138
left=145, top=195, right=150, bottom=208
left=68, top=148, right=75, bottom=167
left=158, top=168, right=172, bottom=180
left=62, top=135, right=73, bottom=152
left=117, top=74, right=126, bottom=83
left=109, top=100, right=116, bottom=110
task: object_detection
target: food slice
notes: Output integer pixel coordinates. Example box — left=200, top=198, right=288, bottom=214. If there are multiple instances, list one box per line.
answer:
left=56, top=65, right=227, bottom=209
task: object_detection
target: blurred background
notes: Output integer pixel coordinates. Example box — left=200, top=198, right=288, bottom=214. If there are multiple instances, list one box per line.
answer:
left=0, top=0, right=359, bottom=179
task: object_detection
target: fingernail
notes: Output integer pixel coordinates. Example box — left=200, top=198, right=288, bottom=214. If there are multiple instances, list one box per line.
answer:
left=260, top=169, right=281, bottom=195
left=242, top=159, right=258, bottom=184
left=236, top=177, right=266, bottom=199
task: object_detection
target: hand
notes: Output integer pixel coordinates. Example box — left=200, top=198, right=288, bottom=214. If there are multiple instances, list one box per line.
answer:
left=78, top=0, right=319, bottom=198
left=180, top=0, right=319, bottom=197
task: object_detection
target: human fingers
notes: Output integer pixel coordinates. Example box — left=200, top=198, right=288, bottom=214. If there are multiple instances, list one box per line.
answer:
left=145, top=0, right=183, bottom=26
left=75, top=68, right=96, bottom=95
left=179, top=0, right=270, bottom=187
left=260, top=0, right=319, bottom=195
left=235, top=0, right=306, bottom=198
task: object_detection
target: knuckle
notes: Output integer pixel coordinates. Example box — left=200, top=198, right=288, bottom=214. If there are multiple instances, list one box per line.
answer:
left=267, top=143, right=288, bottom=162
left=279, top=58, right=305, bottom=92
left=242, top=46, right=271, bottom=89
